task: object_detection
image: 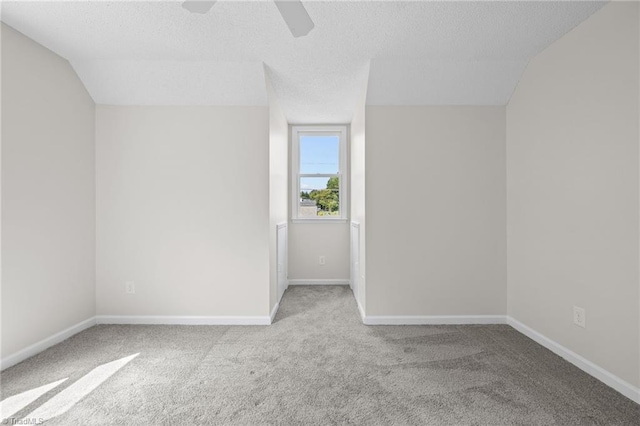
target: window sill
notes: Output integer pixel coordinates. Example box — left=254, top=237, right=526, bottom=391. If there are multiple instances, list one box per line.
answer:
left=291, top=218, right=349, bottom=224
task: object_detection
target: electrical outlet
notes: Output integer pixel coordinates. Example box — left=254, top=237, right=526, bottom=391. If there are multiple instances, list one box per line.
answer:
left=125, top=281, right=136, bottom=294
left=573, top=306, right=585, bottom=328
left=319, top=256, right=326, bottom=265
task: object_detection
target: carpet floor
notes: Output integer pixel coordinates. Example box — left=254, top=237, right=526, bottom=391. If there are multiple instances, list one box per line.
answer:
left=1, top=285, right=638, bottom=425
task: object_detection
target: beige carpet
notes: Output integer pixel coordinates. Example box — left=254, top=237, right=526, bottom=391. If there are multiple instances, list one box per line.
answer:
left=1, top=285, right=638, bottom=425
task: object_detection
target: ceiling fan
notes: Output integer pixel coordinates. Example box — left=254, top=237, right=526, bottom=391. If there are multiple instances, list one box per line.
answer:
left=182, top=0, right=315, bottom=38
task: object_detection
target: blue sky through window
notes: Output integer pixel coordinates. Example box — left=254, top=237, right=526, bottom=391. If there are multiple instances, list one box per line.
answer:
left=300, top=135, right=339, bottom=174
left=300, top=176, right=332, bottom=192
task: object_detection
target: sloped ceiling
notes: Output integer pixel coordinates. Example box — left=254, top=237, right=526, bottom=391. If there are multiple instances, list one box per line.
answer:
left=1, top=1, right=605, bottom=123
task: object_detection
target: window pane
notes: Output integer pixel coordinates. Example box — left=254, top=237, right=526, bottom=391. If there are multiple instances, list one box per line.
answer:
left=300, top=135, right=340, bottom=174
left=299, top=176, right=340, bottom=217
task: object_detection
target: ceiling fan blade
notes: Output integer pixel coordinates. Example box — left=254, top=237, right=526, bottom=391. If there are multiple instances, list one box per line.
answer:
left=182, top=0, right=217, bottom=14
left=274, top=1, right=315, bottom=38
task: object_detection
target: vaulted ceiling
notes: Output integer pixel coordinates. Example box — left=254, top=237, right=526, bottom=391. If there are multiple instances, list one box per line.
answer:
left=1, top=1, right=605, bottom=123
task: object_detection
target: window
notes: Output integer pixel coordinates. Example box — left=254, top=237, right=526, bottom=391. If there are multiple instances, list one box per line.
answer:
left=292, top=125, right=347, bottom=221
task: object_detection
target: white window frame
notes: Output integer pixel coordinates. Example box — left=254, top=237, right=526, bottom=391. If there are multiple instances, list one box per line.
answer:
left=292, top=125, right=348, bottom=222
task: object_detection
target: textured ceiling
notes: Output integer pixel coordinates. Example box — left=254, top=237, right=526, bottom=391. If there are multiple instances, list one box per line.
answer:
left=1, top=1, right=605, bottom=123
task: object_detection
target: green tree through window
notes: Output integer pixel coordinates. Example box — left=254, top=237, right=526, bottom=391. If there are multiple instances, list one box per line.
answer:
left=308, top=177, right=339, bottom=214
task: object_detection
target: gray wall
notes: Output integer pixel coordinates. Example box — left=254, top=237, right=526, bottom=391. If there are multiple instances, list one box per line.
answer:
left=1, top=24, right=96, bottom=358
left=96, top=106, right=271, bottom=317
left=287, top=224, right=350, bottom=281
left=365, top=106, right=507, bottom=316
left=506, top=1, right=639, bottom=387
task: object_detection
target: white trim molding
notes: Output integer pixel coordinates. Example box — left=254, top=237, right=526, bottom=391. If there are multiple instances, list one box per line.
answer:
left=1, top=317, right=96, bottom=371
left=288, top=279, right=350, bottom=286
left=291, top=218, right=348, bottom=224
left=356, top=299, right=366, bottom=322
left=270, top=302, right=280, bottom=324
left=507, top=316, right=640, bottom=404
left=362, top=315, right=507, bottom=326
left=95, top=315, right=271, bottom=326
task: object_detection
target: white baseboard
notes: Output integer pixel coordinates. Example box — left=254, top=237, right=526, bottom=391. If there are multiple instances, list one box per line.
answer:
left=1, top=317, right=96, bottom=371
left=363, top=315, right=507, bottom=326
left=269, top=302, right=280, bottom=324
left=507, top=316, right=640, bottom=404
left=3, top=311, right=637, bottom=404
left=288, top=279, right=350, bottom=286
left=95, top=315, right=271, bottom=326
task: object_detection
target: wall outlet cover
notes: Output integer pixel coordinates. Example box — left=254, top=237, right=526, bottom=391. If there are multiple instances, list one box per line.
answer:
left=573, top=305, right=586, bottom=328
